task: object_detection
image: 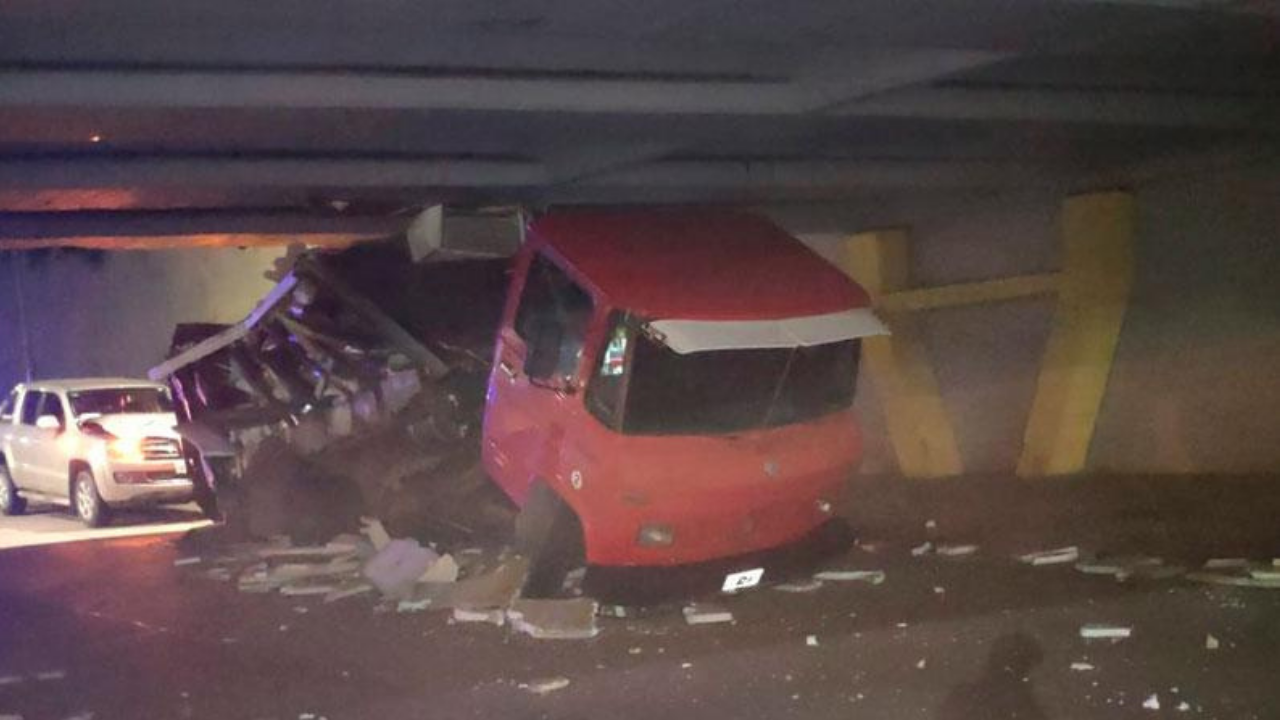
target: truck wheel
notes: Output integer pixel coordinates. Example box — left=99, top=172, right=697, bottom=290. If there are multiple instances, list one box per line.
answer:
left=515, top=483, right=585, bottom=598
left=0, top=463, right=27, bottom=516
left=72, top=468, right=111, bottom=527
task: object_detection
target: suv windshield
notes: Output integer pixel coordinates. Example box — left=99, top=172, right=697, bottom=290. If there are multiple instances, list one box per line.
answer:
left=68, top=388, right=173, bottom=417
left=589, top=315, right=858, bottom=435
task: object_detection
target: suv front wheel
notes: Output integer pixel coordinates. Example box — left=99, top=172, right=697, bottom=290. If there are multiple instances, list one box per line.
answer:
left=72, top=468, right=111, bottom=527
left=0, top=463, right=27, bottom=516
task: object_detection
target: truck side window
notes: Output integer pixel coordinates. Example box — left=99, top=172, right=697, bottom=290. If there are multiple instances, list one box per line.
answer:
left=40, top=394, right=66, bottom=426
left=20, top=391, right=43, bottom=426
left=586, top=312, right=630, bottom=429
left=514, top=254, right=594, bottom=381
left=0, top=390, right=16, bottom=423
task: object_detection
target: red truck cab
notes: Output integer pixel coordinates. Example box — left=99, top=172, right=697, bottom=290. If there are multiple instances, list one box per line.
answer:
left=482, top=210, right=884, bottom=589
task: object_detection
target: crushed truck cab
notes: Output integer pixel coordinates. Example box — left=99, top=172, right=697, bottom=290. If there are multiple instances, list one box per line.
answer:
left=482, top=210, right=885, bottom=570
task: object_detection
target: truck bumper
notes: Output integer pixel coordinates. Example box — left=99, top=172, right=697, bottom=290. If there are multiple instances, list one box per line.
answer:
left=96, top=459, right=194, bottom=507
left=583, top=518, right=854, bottom=605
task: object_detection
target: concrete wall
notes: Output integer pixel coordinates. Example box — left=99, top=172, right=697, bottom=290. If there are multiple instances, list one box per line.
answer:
left=782, top=168, right=1280, bottom=476
left=0, top=247, right=280, bottom=393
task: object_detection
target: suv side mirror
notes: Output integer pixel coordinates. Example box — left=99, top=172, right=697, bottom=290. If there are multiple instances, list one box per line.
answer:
left=35, top=414, right=63, bottom=432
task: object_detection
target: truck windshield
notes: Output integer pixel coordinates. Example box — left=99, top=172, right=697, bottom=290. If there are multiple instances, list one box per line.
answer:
left=68, top=388, right=173, bottom=417
left=613, top=327, right=858, bottom=435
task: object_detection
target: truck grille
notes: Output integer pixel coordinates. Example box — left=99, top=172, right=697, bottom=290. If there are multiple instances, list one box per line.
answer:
left=142, top=437, right=182, bottom=461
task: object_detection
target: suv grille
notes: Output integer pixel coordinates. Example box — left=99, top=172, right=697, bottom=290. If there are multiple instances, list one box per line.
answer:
left=142, top=437, right=182, bottom=461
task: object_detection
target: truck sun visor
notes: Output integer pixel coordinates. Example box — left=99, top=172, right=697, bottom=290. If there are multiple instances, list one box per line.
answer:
left=648, top=308, right=889, bottom=355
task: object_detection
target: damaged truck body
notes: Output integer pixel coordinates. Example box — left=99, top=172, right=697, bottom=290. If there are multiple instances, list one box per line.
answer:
left=153, top=209, right=885, bottom=597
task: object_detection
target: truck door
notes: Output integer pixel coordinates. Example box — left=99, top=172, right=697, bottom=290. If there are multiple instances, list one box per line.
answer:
left=483, top=252, right=595, bottom=506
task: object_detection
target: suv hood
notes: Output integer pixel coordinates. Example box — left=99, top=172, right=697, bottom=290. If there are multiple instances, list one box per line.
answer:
left=85, top=413, right=180, bottom=439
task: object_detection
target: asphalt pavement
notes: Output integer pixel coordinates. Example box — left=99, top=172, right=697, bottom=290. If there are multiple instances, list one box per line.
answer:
left=1, top=527, right=1277, bottom=720
left=0, top=503, right=209, bottom=551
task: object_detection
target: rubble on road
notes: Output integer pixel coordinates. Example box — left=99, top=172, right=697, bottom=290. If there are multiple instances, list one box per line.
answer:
left=1018, top=546, right=1080, bottom=566
left=813, top=569, right=885, bottom=585
left=910, top=542, right=933, bottom=557
left=935, top=543, right=978, bottom=557
left=1203, top=558, right=1249, bottom=569
left=1070, top=662, right=1096, bottom=671
left=683, top=603, right=734, bottom=625
left=773, top=579, right=824, bottom=593
left=1080, top=624, right=1132, bottom=640
left=507, top=598, right=599, bottom=639
left=1205, top=634, right=1220, bottom=650
left=362, top=539, right=440, bottom=597
left=520, top=677, right=570, bottom=696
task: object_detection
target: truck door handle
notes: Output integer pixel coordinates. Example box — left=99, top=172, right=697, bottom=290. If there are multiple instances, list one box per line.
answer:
left=498, top=361, right=518, bottom=381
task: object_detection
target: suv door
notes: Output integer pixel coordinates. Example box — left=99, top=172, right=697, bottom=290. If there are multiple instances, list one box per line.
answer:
left=7, top=390, right=44, bottom=490
left=28, top=392, right=70, bottom=495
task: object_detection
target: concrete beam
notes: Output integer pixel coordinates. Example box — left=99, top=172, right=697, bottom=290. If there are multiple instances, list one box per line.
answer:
left=838, top=85, right=1280, bottom=130
left=0, top=157, right=1064, bottom=192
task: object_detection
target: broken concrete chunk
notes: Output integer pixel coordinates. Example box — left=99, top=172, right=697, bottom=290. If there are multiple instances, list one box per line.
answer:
left=1019, top=546, right=1080, bottom=566
left=773, top=579, right=824, bottom=593
left=362, top=539, right=440, bottom=598
left=418, top=554, right=460, bottom=584
left=1142, top=694, right=1160, bottom=711
left=173, top=556, right=202, bottom=567
left=508, top=598, right=599, bottom=639
left=360, top=517, right=391, bottom=551
left=450, top=557, right=530, bottom=611
left=813, top=569, right=885, bottom=585
left=805, top=635, right=819, bottom=647
left=323, top=582, right=374, bottom=604
left=935, top=544, right=978, bottom=557
left=910, top=542, right=933, bottom=557
left=1080, top=624, right=1132, bottom=640
left=1205, top=634, right=1220, bottom=650
left=520, top=677, right=570, bottom=696
left=453, top=608, right=506, bottom=626
left=1187, top=571, right=1280, bottom=589
left=280, top=582, right=338, bottom=596
left=1248, top=567, right=1280, bottom=581
left=396, top=598, right=432, bottom=613
left=1070, top=662, right=1096, bottom=671
left=683, top=603, right=733, bottom=625
left=1203, top=558, right=1249, bottom=569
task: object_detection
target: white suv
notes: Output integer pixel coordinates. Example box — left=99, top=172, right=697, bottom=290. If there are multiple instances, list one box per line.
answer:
left=0, top=379, right=193, bottom=526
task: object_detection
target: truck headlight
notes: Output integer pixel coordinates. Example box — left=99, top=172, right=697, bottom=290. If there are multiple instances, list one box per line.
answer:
left=636, top=524, right=674, bottom=547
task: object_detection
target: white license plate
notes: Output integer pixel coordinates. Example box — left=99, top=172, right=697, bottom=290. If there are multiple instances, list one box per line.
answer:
left=722, top=568, right=764, bottom=593
left=172, top=460, right=187, bottom=475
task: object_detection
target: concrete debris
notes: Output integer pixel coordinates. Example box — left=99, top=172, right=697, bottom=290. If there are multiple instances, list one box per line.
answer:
left=597, top=604, right=630, bottom=618
left=507, top=598, right=600, bottom=639
left=1143, top=694, right=1160, bottom=711
left=1187, top=571, right=1280, bottom=589
left=814, top=569, right=885, bottom=585
left=1177, top=701, right=1192, bottom=712
left=1019, top=546, right=1080, bottom=566
left=173, top=556, right=202, bottom=567
left=683, top=603, right=734, bottom=625
left=1076, top=555, right=1176, bottom=582
left=1080, top=624, right=1132, bottom=640
left=1205, top=634, right=1220, bottom=650
left=925, top=519, right=937, bottom=531
left=855, top=540, right=888, bottom=554
left=915, top=658, right=927, bottom=670
left=418, top=554, right=460, bottom=584
left=805, top=635, right=819, bottom=647
left=910, top=542, right=933, bottom=557
left=935, top=544, right=978, bottom=557
left=1203, top=558, right=1249, bottom=569
left=396, top=599, right=432, bottom=613
left=205, top=567, right=234, bottom=582
left=362, top=539, right=440, bottom=597
left=453, top=608, right=506, bottom=626
left=773, top=579, right=824, bottom=593
left=1070, top=662, right=1096, bottom=671
left=1248, top=567, right=1280, bottom=581
left=279, top=582, right=337, bottom=596
left=34, top=671, right=66, bottom=681
left=933, top=586, right=946, bottom=595
left=520, top=677, right=570, bottom=696
left=360, top=518, right=392, bottom=552
left=256, top=543, right=363, bottom=559
left=449, top=557, right=529, bottom=611
left=323, top=581, right=374, bottom=604
left=1274, top=558, right=1280, bottom=567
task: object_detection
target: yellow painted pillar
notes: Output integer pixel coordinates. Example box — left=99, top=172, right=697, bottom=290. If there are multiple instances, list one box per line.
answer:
left=843, top=230, right=963, bottom=478
left=1017, top=191, right=1135, bottom=477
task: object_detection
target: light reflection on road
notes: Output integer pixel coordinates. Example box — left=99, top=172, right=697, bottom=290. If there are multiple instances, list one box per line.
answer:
left=0, top=503, right=209, bottom=550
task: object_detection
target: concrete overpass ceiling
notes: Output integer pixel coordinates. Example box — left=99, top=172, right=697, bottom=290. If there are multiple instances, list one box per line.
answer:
left=0, top=0, right=1277, bottom=246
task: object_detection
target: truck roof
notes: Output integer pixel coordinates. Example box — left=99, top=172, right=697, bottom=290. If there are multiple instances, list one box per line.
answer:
left=18, top=378, right=166, bottom=393
left=528, top=209, right=870, bottom=321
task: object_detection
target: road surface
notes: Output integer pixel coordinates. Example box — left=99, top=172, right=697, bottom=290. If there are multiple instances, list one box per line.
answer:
left=1, top=530, right=1277, bottom=720
left=0, top=503, right=209, bottom=550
